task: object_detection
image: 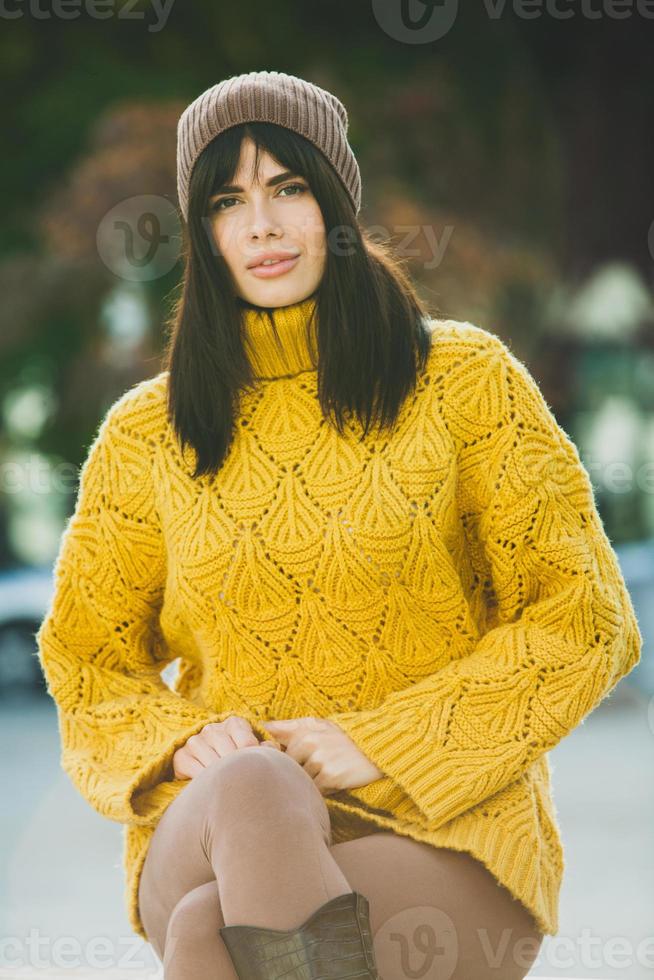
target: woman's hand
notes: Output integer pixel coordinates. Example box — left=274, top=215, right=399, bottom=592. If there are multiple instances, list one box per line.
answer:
left=261, top=716, right=385, bottom=795
left=172, top=715, right=282, bottom=779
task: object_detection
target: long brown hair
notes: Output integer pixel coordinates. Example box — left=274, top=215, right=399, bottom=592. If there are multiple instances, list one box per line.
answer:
left=162, top=121, right=436, bottom=479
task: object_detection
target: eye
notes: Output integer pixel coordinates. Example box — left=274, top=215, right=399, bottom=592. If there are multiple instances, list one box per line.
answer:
left=210, top=197, right=235, bottom=212
left=209, top=182, right=308, bottom=213
left=279, top=182, right=307, bottom=198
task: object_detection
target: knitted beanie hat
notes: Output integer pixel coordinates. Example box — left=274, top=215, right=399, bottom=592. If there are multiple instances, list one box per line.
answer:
left=176, top=70, right=361, bottom=222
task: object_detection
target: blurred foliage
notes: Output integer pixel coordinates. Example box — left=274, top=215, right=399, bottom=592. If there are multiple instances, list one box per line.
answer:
left=1, top=1, right=653, bottom=561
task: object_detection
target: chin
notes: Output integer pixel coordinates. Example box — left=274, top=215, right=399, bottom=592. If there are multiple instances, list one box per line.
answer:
left=240, top=282, right=316, bottom=309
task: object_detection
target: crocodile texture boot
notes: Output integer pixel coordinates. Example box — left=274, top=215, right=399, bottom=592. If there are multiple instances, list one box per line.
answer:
left=218, top=890, right=380, bottom=979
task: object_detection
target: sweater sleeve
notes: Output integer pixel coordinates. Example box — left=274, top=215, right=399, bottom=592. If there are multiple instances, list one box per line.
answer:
left=325, top=331, right=643, bottom=828
left=36, top=390, right=238, bottom=827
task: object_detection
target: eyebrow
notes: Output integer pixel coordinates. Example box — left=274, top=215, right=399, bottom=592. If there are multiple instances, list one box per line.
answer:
left=212, top=171, right=301, bottom=196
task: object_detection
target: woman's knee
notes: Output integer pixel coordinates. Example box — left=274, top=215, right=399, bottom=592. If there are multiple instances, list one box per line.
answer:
left=199, top=745, right=329, bottom=833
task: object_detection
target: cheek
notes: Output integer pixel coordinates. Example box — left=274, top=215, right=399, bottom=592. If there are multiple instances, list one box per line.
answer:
left=208, top=216, right=224, bottom=253
left=210, top=217, right=244, bottom=266
left=297, top=205, right=326, bottom=262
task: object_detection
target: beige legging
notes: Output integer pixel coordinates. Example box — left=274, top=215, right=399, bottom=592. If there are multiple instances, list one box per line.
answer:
left=138, top=745, right=545, bottom=979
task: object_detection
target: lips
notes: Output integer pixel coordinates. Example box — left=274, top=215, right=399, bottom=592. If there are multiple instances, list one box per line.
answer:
left=248, top=255, right=301, bottom=279
left=246, top=251, right=300, bottom=269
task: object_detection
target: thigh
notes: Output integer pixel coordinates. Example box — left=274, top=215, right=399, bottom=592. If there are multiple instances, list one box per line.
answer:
left=329, top=831, right=544, bottom=980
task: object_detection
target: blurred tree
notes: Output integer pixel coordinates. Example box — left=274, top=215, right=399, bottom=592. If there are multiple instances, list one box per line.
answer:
left=0, top=0, right=652, bottom=564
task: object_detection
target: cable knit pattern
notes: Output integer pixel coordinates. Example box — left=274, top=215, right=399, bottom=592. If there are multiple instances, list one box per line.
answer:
left=36, top=295, right=642, bottom=942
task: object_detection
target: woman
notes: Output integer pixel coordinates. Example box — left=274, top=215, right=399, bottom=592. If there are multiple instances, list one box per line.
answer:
left=36, top=71, right=642, bottom=980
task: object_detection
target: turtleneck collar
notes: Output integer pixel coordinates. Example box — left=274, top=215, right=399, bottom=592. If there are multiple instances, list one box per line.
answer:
left=240, top=294, right=319, bottom=381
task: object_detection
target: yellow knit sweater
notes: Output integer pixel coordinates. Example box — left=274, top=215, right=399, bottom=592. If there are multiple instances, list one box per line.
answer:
left=36, top=295, right=642, bottom=941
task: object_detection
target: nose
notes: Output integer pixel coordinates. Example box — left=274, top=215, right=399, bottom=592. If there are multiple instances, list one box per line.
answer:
left=247, top=194, right=284, bottom=241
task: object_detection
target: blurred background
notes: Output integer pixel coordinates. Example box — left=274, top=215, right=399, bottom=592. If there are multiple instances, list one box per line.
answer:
left=1, top=3, right=653, bottom=978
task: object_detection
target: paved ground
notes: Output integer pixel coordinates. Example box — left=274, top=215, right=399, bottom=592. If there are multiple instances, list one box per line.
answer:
left=0, top=679, right=652, bottom=980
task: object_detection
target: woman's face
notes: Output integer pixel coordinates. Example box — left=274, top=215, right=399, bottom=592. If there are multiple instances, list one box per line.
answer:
left=208, top=137, right=326, bottom=308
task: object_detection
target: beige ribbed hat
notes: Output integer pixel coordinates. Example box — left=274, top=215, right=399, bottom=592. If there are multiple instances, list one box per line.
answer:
left=176, top=70, right=361, bottom=222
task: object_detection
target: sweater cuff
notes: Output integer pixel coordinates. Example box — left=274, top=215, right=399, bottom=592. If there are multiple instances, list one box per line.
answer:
left=342, top=774, right=410, bottom=816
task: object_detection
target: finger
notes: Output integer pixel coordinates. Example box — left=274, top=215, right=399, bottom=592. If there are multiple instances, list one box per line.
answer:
left=311, top=771, right=336, bottom=796
left=222, top=716, right=261, bottom=749
left=200, top=723, right=248, bottom=758
left=263, top=719, right=299, bottom=734
left=184, top=731, right=227, bottom=767
left=260, top=734, right=283, bottom=749
left=300, top=755, right=321, bottom=780
left=261, top=728, right=291, bottom=747
left=175, top=753, right=206, bottom=780
left=282, top=738, right=314, bottom=771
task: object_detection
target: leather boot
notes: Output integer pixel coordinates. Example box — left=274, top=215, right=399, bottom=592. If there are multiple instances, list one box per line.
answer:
left=219, top=890, right=380, bottom=979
